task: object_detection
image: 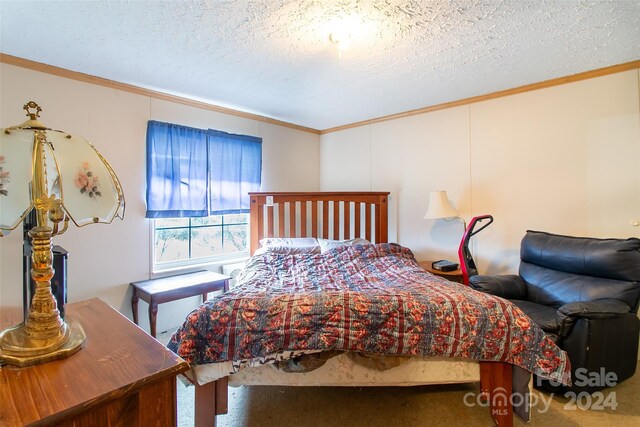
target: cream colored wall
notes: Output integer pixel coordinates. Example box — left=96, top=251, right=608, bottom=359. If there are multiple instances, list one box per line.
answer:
left=0, top=64, right=320, bottom=332
left=321, top=70, right=640, bottom=274
left=2, top=63, right=638, bottom=333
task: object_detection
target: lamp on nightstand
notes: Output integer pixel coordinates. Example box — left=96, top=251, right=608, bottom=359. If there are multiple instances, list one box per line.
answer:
left=0, top=101, right=125, bottom=366
left=423, top=190, right=463, bottom=271
left=423, top=190, right=494, bottom=284
left=423, top=190, right=466, bottom=229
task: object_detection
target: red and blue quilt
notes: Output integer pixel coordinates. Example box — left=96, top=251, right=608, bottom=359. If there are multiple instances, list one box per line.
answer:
left=168, top=243, right=570, bottom=383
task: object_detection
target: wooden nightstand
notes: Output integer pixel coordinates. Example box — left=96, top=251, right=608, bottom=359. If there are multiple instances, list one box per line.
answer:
left=0, top=298, right=189, bottom=426
left=419, top=260, right=464, bottom=284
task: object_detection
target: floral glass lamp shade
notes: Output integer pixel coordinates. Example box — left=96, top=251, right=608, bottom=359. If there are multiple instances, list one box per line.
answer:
left=0, top=101, right=125, bottom=366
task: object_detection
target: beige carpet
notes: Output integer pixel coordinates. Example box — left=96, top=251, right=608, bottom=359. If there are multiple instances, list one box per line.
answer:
left=158, top=332, right=640, bottom=427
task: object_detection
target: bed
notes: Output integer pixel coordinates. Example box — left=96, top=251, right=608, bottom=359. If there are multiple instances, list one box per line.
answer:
left=168, top=192, right=571, bottom=427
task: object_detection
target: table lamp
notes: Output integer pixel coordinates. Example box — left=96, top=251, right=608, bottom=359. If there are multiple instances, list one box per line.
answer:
left=0, top=101, right=125, bottom=366
left=423, top=190, right=466, bottom=229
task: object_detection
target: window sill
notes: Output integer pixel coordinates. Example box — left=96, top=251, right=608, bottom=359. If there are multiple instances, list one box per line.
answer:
left=152, top=253, right=250, bottom=276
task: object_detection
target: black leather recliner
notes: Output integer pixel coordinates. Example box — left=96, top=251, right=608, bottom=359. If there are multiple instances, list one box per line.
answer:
left=470, top=230, right=640, bottom=392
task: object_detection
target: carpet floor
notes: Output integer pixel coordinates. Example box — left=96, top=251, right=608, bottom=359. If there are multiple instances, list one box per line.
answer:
left=158, top=331, right=640, bottom=427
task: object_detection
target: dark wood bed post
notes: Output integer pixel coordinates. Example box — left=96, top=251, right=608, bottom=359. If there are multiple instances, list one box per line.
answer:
left=195, top=378, right=229, bottom=427
left=479, top=361, right=514, bottom=427
left=249, top=193, right=262, bottom=255
left=376, top=194, right=388, bottom=243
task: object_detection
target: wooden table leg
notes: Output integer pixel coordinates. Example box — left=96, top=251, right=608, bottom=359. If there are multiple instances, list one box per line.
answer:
left=131, top=291, right=139, bottom=325
left=149, top=300, right=158, bottom=338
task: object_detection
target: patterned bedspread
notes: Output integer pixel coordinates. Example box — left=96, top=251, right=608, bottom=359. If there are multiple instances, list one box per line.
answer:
left=168, top=243, right=570, bottom=384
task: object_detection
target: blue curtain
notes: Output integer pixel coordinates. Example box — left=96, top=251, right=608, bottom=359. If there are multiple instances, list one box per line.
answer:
left=208, top=130, right=262, bottom=214
left=145, top=121, right=262, bottom=218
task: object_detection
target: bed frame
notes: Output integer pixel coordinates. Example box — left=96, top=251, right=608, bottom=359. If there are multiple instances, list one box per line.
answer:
left=193, top=192, right=514, bottom=427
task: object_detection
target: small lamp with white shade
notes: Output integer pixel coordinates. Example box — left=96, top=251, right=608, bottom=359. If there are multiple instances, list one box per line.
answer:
left=423, top=190, right=464, bottom=272
left=423, top=190, right=466, bottom=230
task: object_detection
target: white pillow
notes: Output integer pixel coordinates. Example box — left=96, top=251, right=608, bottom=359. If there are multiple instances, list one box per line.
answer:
left=317, top=238, right=371, bottom=253
left=258, top=237, right=321, bottom=254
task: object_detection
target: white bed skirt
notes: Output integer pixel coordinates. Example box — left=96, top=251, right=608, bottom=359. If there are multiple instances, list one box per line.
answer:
left=191, top=354, right=480, bottom=387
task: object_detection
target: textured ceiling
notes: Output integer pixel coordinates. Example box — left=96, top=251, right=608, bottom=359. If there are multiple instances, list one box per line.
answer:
left=1, top=0, right=638, bottom=130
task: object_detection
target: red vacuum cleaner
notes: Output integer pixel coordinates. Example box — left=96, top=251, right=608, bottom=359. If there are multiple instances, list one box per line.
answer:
left=457, top=215, right=494, bottom=285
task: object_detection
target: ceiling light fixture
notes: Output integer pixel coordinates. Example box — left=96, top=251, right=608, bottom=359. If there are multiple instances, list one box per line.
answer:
left=329, top=30, right=351, bottom=58
left=327, top=13, right=362, bottom=59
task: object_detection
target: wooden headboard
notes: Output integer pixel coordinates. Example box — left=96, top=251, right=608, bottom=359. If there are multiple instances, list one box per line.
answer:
left=249, top=192, right=390, bottom=254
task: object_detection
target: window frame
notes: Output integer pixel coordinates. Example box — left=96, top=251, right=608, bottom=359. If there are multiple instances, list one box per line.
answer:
left=151, top=213, right=250, bottom=273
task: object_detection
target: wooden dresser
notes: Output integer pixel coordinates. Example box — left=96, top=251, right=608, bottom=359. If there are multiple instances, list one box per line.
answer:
left=0, top=298, right=189, bottom=426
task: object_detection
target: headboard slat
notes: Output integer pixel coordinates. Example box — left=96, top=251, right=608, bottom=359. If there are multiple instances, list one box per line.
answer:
left=333, top=201, right=340, bottom=240
left=278, top=203, right=285, bottom=237
left=289, top=202, right=296, bottom=238
left=374, top=203, right=382, bottom=243
left=365, top=203, right=372, bottom=242
left=311, top=201, right=318, bottom=238
left=322, top=201, right=329, bottom=239
left=266, top=204, right=274, bottom=238
left=300, top=201, right=308, bottom=238
left=354, top=202, right=361, bottom=238
left=344, top=202, right=351, bottom=240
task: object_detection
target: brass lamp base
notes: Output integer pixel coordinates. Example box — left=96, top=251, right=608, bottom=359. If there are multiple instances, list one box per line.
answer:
left=0, top=318, right=85, bottom=367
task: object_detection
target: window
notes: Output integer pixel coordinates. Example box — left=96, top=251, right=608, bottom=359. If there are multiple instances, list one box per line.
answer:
left=146, top=121, right=261, bottom=269
left=154, top=214, right=249, bottom=266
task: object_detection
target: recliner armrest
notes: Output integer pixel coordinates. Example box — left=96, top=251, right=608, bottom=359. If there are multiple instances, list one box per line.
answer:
left=556, top=299, right=631, bottom=337
left=558, top=299, right=631, bottom=318
left=469, top=274, right=527, bottom=299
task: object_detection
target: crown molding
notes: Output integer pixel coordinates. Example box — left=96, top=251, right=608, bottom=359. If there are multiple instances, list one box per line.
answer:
left=2, top=53, right=637, bottom=136
left=321, top=60, right=640, bottom=134
left=0, top=53, right=321, bottom=135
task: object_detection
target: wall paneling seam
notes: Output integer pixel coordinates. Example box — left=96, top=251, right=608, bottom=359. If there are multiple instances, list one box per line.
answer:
left=369, top=124, right=373, bottom=191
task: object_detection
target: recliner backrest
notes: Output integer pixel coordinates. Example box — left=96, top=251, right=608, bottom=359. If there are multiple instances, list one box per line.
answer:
left=518, top=231, right=640, bottom=311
